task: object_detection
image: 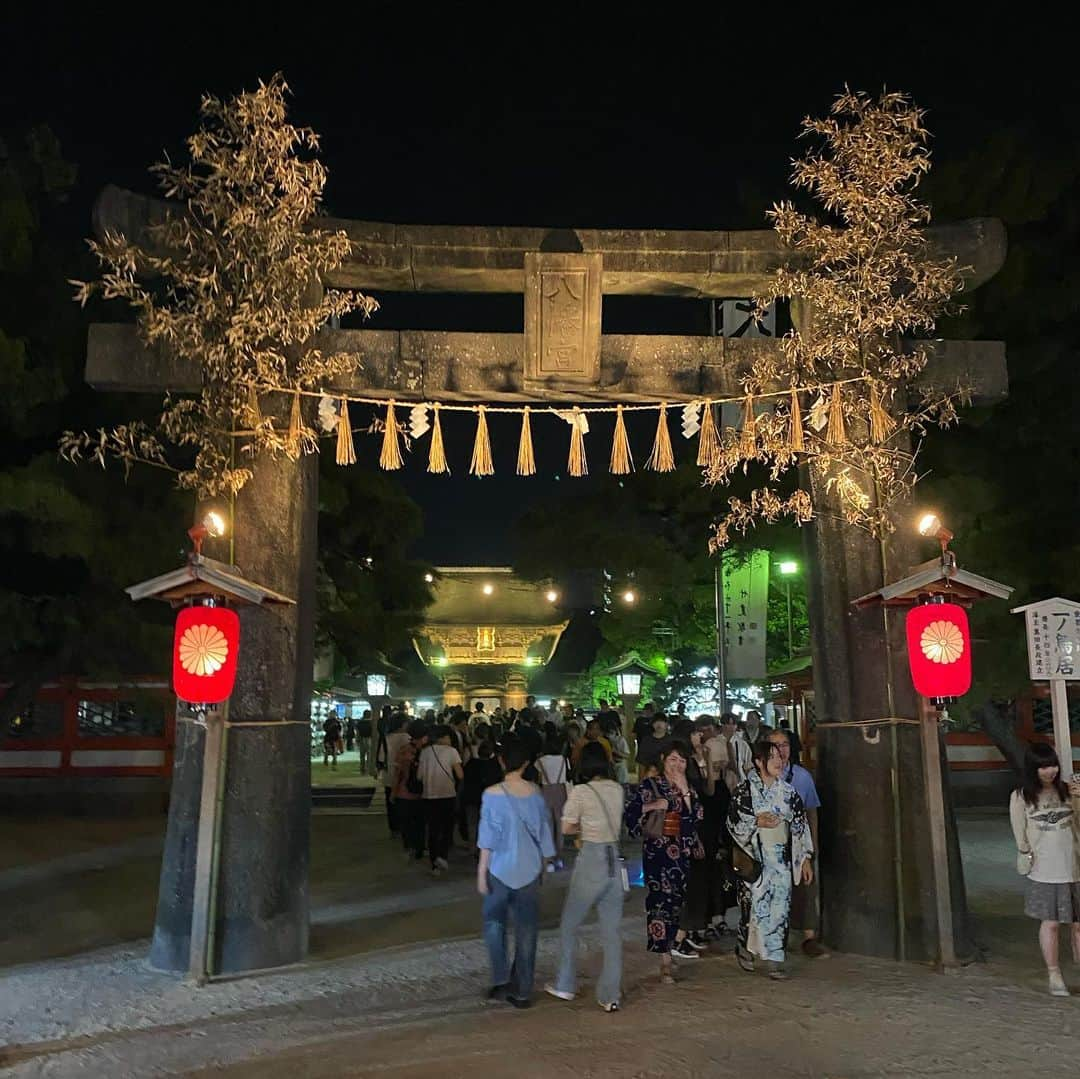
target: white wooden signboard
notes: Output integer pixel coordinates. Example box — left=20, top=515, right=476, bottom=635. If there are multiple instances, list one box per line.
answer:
left=1012, top=597, right=1080, bottom=772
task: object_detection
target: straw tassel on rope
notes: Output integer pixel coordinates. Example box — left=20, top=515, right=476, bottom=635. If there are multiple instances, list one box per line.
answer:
left=379, top=400, right=404, bottom=470
left=568, top=408, right=588, bottom=477
left=516, top=407, right=536, bottom=476
left=739, top=395, right=757, bottom=458
left=285, top=389, right=302, bottom=459
left=826, top=383, right=846, bottom=445
left=427, top=403, right=449, bottom=474
left=335, top=397, right=356, bottom=466
left=788, top=387, right=805, bottom=453
left=646, top=403, right=675, bottom=472
left=696, top=401, right=720, bottom=467
left=869, top=383, right=896, bottom=443
left=470, top=405, right=494, bottom=477
left=610, top=404, right=634, bottom=474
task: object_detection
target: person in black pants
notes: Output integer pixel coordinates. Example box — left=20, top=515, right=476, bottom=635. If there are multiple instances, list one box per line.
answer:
left=391, top=721, right=429, bottom=862
left=418, top=724, right=464, bottom=876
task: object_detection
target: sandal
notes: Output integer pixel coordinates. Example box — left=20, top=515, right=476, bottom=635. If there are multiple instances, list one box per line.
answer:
left=736, top=945, right=755, bottom=973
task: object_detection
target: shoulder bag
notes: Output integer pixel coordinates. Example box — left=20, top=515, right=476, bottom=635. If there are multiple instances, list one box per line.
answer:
left=641, top=779, right=667, bottom=841
left=584, top=782, right=630, bottom=893
left=729, top=782, right=762, bottom=883
left=731, top=839, right=762, bottom=884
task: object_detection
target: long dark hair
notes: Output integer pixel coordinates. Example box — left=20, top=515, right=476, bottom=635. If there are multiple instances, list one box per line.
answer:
left=1021, top=741, right=1069, bottom=807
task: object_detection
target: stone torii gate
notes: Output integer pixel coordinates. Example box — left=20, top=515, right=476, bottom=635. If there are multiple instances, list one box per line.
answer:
left=87, top=186, right=1006, bottom=972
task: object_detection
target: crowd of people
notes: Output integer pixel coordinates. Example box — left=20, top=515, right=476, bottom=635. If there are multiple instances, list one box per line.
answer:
left=365, top=696, right=823, bottom=1009
left=350, top=693, right=1080, bottom=1004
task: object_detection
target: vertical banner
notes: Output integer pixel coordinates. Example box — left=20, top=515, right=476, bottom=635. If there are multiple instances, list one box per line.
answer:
left=722, top=549, right=770, bottom=680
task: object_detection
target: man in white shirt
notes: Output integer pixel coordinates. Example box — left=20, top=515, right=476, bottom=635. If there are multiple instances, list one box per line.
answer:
left=418, top=724, right=464, bottom=875
left=723, top=712, right=752, bottom=789
left=743, top=709, right=764, bottom=746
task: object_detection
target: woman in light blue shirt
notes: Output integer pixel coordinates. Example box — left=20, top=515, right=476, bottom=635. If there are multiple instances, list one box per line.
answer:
left=477, top=736, right=556, bottom=1008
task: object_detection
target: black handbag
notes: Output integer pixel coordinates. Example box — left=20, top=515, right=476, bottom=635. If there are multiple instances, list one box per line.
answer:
left=730, top=840, right=762, bottom=884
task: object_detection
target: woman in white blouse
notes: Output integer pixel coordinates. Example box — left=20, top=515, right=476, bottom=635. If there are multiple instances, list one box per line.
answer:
left=1010, top=741, right=1080, bottom=996
left=545, top=741, right=626, bottom=1012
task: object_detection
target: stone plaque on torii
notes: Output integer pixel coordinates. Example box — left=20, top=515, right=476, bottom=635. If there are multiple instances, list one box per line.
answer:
left=85, top=185, right=1007, bottom=972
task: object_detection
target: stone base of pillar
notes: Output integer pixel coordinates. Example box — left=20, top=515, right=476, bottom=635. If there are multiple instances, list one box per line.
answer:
left=150, top=717, right=311, bottom=974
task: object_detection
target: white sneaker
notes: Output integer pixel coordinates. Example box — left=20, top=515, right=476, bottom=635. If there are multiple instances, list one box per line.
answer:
left=1049, top=968, right=1070, bottom=997
left=545, top=984, right=575, bottom=1001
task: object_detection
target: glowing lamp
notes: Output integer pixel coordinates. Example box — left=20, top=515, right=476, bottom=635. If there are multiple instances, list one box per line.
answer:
left=779, top=561, right=798, bottom=576
left=906, top=602, right=971, bottom=699
left=617, top=671, right=642, bottom=696
left=366, top=673, right=388, bottom=697
left=545, top=589, right=559, bottom=603
left=173, top=606, right=240, bottom=705
left=917, top=513, right=954, bottom=551
left=187, top=510, right=227, bottom=556
left=482, top=583, right=494, bottom=596
left=622, top=589, right=636, bottom=604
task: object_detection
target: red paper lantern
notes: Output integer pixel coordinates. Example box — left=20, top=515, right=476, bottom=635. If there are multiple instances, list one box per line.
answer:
left=172, top=606, right=240, bottom=705
left=906, top=602, right=972, bottom=699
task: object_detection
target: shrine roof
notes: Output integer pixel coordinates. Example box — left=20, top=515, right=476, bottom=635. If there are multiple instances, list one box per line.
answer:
left=425, top=567, right=562, bottom=626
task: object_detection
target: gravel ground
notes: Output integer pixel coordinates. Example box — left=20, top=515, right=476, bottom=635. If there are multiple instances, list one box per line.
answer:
left=1, top=807, right=1071, bottom=1077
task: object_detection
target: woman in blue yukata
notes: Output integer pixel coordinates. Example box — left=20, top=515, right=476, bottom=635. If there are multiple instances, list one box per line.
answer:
left=727, top=737, right=813, bottom=980
left=625, top=741, right=704, bottom=985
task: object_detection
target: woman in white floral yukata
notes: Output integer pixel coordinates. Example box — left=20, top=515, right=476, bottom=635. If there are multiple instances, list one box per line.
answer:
left=727, top=736, right=813, bottom=980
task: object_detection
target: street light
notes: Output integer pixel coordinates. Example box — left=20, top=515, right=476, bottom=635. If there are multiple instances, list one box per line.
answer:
left=603, top=651, right=662, bottom=744
left=917, top=512, right=955, bottom=556
left=622, top=589, right=636, bottom=604
left=776, top=560, right=799, bottom=660
left=187, top=510, right=227, bottom=556
left=365, top=673, right=388, bottom=697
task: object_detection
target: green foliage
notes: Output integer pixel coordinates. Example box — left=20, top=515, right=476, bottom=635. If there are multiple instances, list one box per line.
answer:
left=317, top=456, right=434, bottom=669
left=511, top=457, right=809, bottom=707
left=0, top=129, right=185, bottom=702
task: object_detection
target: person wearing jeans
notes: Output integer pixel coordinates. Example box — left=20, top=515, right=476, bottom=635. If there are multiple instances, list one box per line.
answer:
left=477, top=735, right=555, bottom=1008
left=546, top=741, right=626, bottom=1012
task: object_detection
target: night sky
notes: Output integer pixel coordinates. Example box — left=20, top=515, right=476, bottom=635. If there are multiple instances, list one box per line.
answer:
left=3, top=16, right=1066, bottom=563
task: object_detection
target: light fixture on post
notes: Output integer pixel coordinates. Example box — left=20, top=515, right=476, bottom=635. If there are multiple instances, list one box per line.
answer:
left=125, top=514, right=294, bottom=984
left=187, top=510, right=226, bottom=557
left=364, top=671, right=391, bottom=733
left=603, top=651, right=662, bottom=744
left=918, top=513, right=955, bottom=562
left=852, top=524, right=1013, bottom=972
